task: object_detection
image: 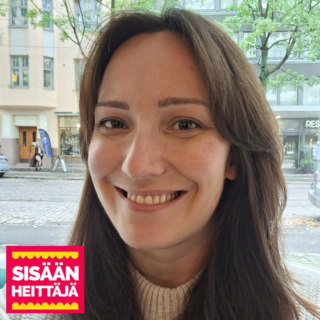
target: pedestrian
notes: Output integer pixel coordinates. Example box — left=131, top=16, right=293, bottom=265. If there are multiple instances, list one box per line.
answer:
left=30, top=142, right=44, bottom=171
left=1, top=8, right=320, bottom=320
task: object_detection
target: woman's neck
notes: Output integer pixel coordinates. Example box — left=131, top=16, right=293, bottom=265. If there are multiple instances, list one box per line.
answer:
left=127, top=228, right=211, bottom=288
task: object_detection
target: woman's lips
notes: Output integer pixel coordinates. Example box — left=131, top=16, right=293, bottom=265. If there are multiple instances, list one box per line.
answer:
left=115, top=187, right=186, bottom=213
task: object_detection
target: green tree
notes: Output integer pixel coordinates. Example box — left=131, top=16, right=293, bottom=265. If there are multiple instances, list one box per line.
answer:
left=0, top=0, right=10, bottom=17
left=222, top=0, right=320, bottom=93
left=26, top=0, right=162, bottom=60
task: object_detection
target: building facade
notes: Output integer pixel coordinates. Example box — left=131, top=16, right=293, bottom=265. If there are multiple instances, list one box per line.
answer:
left=0, top=0, right=95, bottom=166
left=0, top=0, right=319, bottom=171
left=199, top=5, right=320, bottom=172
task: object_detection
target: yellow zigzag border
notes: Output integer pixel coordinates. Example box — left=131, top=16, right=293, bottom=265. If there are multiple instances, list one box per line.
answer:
left=12, top=252, right=79, bottom=259
left=12, top=302, right=79, bottom=310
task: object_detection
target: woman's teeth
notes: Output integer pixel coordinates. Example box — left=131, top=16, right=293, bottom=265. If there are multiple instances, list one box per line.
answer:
left=126, top=192, right=180, bottom=205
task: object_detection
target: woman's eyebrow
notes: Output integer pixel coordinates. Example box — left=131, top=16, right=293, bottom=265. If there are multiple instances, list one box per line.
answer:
left=158, top=97, right=208, bottom=108
left=95, top=100, right=130, bottom=110
left=94, top=97, right=208, bottom=110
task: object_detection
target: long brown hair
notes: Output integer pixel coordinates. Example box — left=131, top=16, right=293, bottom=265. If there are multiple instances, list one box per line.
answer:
left=66, top=8, right=320, bottom=320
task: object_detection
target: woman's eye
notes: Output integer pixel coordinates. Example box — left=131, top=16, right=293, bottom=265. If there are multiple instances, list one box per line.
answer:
left=172, top=120, right=199, bottom=130
left=103, top=120, right=125, bottom=128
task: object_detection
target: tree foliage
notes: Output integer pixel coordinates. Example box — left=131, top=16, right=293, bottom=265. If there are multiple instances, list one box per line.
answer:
left=0, top=0, right=10, bottom=17
left=26, top=0, right=171, bottom=60
left=222, top=0, right=320, bottom=91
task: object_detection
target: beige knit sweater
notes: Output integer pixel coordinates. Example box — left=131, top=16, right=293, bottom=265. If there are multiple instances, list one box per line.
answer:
left=128, top=262, right=203, bottom=320
left=0, top=262, right=319, bottom=320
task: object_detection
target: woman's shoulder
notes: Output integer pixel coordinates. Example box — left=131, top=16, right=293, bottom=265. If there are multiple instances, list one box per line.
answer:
left=0, top=285, right=63, bottom=320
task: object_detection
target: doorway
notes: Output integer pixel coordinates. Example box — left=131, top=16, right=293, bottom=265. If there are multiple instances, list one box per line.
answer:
left=19, top=127, right=37, bottom=162
left=281, top=130, right=299, bottom=169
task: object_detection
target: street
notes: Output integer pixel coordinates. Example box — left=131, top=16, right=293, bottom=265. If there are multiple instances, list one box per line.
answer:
left=0, top=178, right=320, bottom=265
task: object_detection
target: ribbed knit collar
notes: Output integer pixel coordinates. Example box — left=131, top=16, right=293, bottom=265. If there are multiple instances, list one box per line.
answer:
left=128, top=262, right=204, bottom=320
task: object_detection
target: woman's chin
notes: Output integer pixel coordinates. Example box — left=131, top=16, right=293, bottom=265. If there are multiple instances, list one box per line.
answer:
left=121, top=229, right=174, bottom=252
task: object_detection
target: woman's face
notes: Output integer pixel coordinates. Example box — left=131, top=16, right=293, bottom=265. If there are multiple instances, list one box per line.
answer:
left=89, top=31, right=236, bottom=251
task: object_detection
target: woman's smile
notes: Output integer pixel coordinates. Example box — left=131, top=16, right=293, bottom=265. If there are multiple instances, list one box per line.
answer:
left=115, top=186, right=187, bottom=213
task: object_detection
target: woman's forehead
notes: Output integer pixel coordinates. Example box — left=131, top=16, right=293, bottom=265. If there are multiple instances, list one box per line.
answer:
left=98, top=31, right=208, bottom=104
left=108, top=31, right=194, bottom=68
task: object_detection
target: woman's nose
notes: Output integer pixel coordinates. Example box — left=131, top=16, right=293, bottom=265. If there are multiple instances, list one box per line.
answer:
left=122, top=130, right=167, bottom=179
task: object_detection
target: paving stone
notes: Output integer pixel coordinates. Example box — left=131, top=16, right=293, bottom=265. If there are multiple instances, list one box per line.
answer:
left=0, top=179, right=83, bottom=225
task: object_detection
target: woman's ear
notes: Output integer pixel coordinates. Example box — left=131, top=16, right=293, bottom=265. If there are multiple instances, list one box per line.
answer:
left=225, top=150, right=237, bottom=181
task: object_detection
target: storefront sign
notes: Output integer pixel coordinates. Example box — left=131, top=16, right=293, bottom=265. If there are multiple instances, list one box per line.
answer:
left=306, top=120, right=320, bottom=128
left=53, top=155, right=67, bottom=173
left=38, top=129, right=52, bottom=157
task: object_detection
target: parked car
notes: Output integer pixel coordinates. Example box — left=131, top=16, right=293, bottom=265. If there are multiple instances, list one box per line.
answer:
left=308, top=169, right=320, bottom=208
left=0, top=154, right=10, bottom=177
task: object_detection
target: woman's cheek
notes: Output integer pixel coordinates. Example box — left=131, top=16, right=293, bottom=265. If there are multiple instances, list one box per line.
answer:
left=173, top=139, right=228, bottom=179
left=88, top=136, right=109, bottom=177
left=88, top=136, right=123, bottom=180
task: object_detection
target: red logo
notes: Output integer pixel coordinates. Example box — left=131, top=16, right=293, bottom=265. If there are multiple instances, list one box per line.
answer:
left=6, top=246, right=84, bottom=313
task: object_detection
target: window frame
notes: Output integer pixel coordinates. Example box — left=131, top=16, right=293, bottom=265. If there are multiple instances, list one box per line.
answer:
left=230, top=32, right=239, bottom=44
left=267, top=31, right=304, bottom=60
left=183, top=0, right=241, bottom=10
left=266, top=86, right=278, bottom=106
left=183, top=0, right=216, bottom=10
left=267, top=83, right=320, bottom=106
left=279, top=84, right=298, bottom=106
left=42, top=0, right=53, bottom=31
left=10, top=56, right=29, bottom=88
left=75, top=0, right=102, bottom=32
left=43, top=57, right=54, bottom=89
left=219, top=0, right=237, bottom=10
left=9, top=0, right=28, bottom=27
left=58, top=116, right=81, bottom=157
left=302, top=80, right=320, bottom=106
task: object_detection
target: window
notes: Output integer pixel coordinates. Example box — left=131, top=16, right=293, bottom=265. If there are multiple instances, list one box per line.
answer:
left=44, top=57, right=53, bottom=89
left=279, top=84, right=297, bottom=105
left=59, top=117, right=81, bottom=156
left=75, top=59, right=85, bottom=91
left=183, top=0, right=215, bottom=10
left=42, top=0, right=53, bottom=30
left=268, top=32, right=294, bottom=59
left=75, top=0, right=102, bottom=31
left=303, top=81, right=320, bottom=105
left=230, top=32, right=238, bottom=44
left=11, top=56, right=29, bottom=87
left=10, top=0, right=28, bottom=26
left=267, top=87, right=277, bottom=106
left=220, top=0, right=234, bottom=9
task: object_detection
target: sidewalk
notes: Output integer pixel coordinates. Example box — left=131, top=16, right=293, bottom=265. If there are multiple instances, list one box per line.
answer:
left=1, top=169, right=315, bottom=181
left=3, top=166, right=86, bottom=180
left=285, top=173, right=313, bottom=184
left=286, top=253, right=320, bottom=269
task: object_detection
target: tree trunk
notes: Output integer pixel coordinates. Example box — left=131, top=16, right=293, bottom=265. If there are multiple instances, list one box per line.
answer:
left=259, top=48, right=268, bottom=95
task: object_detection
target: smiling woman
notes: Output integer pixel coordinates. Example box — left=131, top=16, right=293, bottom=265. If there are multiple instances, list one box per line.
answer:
left=1, top=7, right=320, bottom=320
left=87, top=30, right=236, bottom=276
